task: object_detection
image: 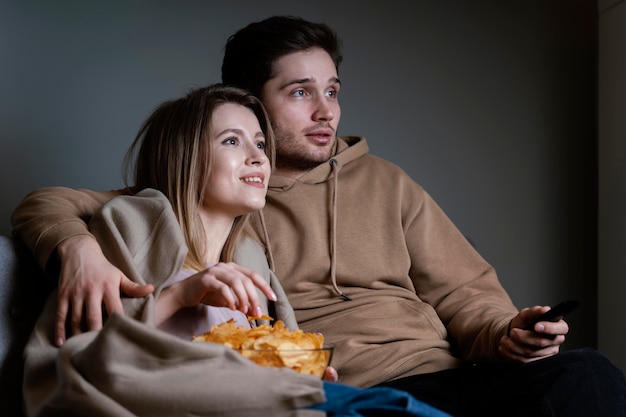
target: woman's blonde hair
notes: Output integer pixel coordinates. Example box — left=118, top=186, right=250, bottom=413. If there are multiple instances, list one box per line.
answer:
left=123, top=84, right=275, bottom=271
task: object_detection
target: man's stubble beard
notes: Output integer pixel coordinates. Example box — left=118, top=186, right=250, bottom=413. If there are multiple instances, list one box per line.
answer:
left=273, top=124, right=334, bottom=174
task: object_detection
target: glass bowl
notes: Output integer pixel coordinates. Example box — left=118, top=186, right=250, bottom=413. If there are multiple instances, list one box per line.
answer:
left=238, top=345, right=333, bottom=378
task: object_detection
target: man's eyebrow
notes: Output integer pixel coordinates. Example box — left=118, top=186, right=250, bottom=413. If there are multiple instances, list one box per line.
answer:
left=280, top=77, right=341, bottom=89
left=280, top=78, right=313, bottom=89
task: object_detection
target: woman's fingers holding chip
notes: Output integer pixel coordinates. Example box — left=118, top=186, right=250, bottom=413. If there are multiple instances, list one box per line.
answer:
left=189, top=262, right=275, bottom=315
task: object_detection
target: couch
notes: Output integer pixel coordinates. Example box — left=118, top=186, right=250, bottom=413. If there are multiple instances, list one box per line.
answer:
left=0, top=235, right=52, bottom=417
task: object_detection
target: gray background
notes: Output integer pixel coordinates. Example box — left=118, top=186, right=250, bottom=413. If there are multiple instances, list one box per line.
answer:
left=1, top=0, right=623, bottom=369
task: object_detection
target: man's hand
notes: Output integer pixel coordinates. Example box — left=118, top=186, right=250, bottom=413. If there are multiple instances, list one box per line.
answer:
left=323, top=366, right=339, bottom=382
left=55, top=235, right=154, bottom=346
left=498, top=306, right=569, bottom=363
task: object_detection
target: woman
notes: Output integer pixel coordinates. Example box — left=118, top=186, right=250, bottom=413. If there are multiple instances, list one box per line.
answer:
left=122, top=83, right=286, bottom=337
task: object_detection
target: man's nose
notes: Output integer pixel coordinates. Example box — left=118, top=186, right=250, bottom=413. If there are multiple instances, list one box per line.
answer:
left=312, top=96, right=334, bottom=121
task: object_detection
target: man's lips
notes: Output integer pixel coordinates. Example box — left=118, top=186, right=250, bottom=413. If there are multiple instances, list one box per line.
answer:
left=305, top=128, right=334, bottom=145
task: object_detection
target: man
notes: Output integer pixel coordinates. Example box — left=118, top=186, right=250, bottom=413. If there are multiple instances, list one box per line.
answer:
left=12, top=16, right=625, bottom=416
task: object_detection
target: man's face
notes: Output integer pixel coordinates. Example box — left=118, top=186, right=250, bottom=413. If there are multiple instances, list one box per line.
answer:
left=261, top=47, right=341, bottom=178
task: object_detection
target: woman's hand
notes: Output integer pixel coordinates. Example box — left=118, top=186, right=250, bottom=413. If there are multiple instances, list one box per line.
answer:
left=55, top=235, right=154, bottom=346
left=156, top=262, right=277, bottom=325
left=498, top=306, right=569, bottom=363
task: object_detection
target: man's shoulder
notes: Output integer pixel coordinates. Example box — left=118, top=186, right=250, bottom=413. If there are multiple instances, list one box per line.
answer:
left=340, top=144, right=426, bottom=195
left=343, top=146, right=414, bottom=178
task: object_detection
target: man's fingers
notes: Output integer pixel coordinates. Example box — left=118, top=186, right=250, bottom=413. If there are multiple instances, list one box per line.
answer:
left=70, top=297, right=84, bottom=337
left=102, top=286, right=125, bottom=318
left=85, top=296, right=104, bottom=332
left=323, top=366, right=339, bottom=382
left=55, top=298, right=69, bottom=347
left=103, top=277, right=153, bottom=319
left=120, top=276, right=154, bottom=298
left=500, top=332, right=562, bottom=363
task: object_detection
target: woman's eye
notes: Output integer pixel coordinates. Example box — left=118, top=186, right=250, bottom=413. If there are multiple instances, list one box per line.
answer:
left=257, top=141, right=267, bottom=150
left=223, top=137, right=238, bottom=145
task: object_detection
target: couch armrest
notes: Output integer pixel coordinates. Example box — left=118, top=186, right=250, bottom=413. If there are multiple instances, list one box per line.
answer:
left=0, top=236, right=53, bottom=417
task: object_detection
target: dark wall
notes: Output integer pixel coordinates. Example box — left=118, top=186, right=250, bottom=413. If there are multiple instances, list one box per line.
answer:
left=598, top=0, right=626, bottom=370
left=0, top=1, right=598, bottom=348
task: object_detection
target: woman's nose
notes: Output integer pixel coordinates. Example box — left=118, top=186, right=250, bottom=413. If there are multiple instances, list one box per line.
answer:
left=247, top=147, right=268, bottom=165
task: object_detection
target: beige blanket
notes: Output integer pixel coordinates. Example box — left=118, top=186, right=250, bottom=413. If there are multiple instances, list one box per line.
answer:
left=23, top=189, right=325, bottom=417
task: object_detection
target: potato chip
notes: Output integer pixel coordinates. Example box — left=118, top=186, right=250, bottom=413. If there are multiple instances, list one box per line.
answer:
left=193, top=316, right=332, bottom=377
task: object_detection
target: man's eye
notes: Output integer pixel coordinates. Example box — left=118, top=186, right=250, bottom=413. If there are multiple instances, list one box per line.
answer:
left=326, top=89, right=338, bottom=98
left=291, top=89, right=306, bottom=97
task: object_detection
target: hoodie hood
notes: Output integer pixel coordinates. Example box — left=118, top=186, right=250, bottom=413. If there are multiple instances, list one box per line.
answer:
left=259, top=136, right=368, bottom=300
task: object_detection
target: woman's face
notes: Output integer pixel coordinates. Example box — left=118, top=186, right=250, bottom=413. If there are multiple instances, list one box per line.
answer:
left=202, top=102, right=270, bottom=218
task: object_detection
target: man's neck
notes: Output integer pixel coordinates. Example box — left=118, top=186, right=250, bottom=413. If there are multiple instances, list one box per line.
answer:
left=272, top=166, right=310, bottom=180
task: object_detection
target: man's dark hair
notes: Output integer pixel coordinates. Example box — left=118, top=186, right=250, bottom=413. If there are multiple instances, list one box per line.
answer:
left=221, top=15, right=343, bottom=99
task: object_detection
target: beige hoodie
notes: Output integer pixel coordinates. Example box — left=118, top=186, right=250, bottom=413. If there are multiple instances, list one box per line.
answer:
left=249, top=136, right=519, bottom=387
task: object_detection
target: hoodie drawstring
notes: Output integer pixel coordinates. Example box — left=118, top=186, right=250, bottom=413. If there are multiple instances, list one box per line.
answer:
left=258, top=209, right=276, bottom=272
left=258, top=159, right=351, bottom=302
left=329, top=159, right=351, bottom=301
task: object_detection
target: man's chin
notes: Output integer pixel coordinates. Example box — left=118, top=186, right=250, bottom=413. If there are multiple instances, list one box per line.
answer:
left=312, top=142, right=335, bottom=159
left=308, top=150, right=334, bottom=165
left=276, top=155, right=327, bottom=174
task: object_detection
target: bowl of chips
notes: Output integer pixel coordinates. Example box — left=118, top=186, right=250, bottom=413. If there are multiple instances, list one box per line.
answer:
left=193, top=316, right=333, bottom=378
